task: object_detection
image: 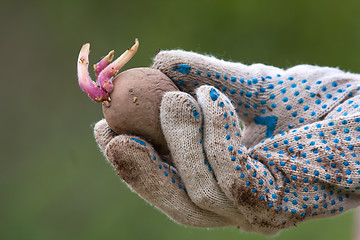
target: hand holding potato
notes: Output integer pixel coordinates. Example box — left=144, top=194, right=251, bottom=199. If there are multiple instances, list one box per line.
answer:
left=79, top=42, right=360, bottom=235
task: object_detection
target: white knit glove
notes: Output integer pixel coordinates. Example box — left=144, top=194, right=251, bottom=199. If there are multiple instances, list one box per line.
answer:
left=94, top=50, right=360, bottom=236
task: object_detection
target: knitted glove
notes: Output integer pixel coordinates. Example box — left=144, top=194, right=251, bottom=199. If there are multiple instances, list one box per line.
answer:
left=94, top=50, right=360, bottom=235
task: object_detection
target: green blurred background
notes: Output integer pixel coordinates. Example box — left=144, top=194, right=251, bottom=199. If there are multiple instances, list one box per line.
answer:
left=1, top=0, right=360, bottom=239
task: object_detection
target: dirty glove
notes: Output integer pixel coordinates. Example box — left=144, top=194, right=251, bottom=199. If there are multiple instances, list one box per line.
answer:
left=94, top=50, right=360, bottom=236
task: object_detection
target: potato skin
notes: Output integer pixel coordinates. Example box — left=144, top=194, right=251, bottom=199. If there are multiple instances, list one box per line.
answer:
left=102, top=67, right=179, bottom=155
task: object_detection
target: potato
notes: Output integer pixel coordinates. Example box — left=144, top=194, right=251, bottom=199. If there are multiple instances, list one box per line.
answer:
left=102, top=67, right=179, bottom=155
left=77, top=41, right=178, bottom=155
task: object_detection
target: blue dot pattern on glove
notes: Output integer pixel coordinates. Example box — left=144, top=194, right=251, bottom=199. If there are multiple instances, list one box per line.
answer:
left=197, top=85, right=360, bottom=229
left=129, top=137, right=188, bottom=194
left=164, top=63, right=360, bottom=148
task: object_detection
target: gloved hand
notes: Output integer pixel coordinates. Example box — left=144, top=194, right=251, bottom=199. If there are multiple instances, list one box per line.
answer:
left=94, top=50, right=360, bottom=236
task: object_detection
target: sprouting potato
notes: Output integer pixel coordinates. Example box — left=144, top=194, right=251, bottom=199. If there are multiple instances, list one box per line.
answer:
left=77, top=39, right=179, bottom=154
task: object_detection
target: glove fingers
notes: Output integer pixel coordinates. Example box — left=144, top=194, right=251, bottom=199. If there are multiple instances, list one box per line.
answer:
left=153, top=50, right=282, bottom=96
left=196, top=86, right=285, bottom=231
left=160, top=91, right=256, bottom=232
left=104, top=134, right=231, bottom=228
left=152, top=50, right=282, bottom=126
left=94, top=119, right=118, bottom=153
